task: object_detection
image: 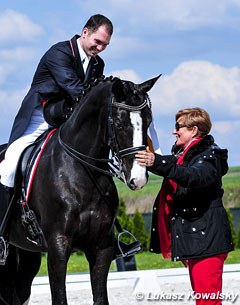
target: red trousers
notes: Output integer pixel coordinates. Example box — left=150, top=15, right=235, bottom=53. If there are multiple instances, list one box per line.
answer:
left=188, top=254, right=228, bottom=305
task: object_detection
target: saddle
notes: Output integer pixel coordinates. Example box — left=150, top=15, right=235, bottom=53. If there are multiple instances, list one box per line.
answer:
left=0, top=129, right=56, bottom=249
left=15, top=129, right=56, bottom=196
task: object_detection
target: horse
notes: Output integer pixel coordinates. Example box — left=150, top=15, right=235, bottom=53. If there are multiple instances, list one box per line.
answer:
left=0, top=75, right=160, bottom=305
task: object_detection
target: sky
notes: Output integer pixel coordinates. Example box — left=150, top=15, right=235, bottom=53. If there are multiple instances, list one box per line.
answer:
left=0, top=0, right=239, bottom=166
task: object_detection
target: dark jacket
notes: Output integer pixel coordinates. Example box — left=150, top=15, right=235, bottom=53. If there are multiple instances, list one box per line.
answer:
left=149, top=135, right=234, bottom=261
left=8, top=35, right=104, bottom=144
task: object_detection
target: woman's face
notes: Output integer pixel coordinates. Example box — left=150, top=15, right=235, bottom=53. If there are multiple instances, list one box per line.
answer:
left=172, top=118, right=198, bottom=149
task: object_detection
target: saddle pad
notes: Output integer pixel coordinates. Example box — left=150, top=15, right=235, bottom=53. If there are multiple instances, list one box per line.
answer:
left=25, top=129, right=56, bottom=202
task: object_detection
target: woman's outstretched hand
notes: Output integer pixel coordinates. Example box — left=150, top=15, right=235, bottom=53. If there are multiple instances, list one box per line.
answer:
left=135, top=146, right=155, bottom=167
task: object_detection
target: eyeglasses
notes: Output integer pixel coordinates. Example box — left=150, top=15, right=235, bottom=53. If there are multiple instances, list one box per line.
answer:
left=175, top=122, right=192, bottom=131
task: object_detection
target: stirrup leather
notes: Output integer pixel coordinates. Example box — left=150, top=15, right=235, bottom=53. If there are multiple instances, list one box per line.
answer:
left=116, top=230, right=141, bottom=258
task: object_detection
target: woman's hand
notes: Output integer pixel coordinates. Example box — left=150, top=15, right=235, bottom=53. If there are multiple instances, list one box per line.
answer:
left=135, top=146, right=155, bottom=167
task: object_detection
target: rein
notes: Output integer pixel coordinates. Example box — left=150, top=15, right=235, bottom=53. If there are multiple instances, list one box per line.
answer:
left=58, top=125, right=115, bottom=177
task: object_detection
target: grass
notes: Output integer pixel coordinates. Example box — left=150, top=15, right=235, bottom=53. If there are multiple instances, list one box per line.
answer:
left=37, top=248, right=240, bottom=276
left=115, top=166, right=240, bottom=198
left=115, top=165, right=240, bottom=212
left=227, top=166, right=240, bottom=173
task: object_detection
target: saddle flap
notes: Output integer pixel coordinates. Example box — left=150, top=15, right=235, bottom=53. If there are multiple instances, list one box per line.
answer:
left=14, top=129, right=55, bottom=194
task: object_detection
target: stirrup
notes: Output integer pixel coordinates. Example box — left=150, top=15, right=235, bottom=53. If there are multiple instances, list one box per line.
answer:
left=0, top=236, right=8, bottom=265
left=116, top=230, right=141, bottom=258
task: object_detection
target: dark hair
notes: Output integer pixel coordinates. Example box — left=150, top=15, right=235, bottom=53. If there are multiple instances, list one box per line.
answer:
left=83, top=14, right=113, bottom=36
left=175, top=107, right=212, bottom=137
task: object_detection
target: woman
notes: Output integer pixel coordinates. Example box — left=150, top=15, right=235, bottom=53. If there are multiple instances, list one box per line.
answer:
left=136, top=107, right=234, bottom=305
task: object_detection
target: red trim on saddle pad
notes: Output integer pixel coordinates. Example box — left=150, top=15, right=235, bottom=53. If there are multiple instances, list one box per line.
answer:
left=26, top=129, right=56, bottom=202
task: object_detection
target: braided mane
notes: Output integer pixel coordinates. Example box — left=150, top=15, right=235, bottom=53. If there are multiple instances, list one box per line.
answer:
left=75, top=75, right=119, bottom=101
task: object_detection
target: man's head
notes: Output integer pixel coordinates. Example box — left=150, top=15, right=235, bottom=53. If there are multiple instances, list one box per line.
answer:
left=80, top=14, right=113, bottom=57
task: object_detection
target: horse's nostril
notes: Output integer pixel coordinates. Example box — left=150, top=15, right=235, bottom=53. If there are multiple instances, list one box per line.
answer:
left=129, top=178, right=136, bottom=190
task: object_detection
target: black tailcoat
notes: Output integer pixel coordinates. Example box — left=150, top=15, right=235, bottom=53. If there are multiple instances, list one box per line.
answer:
left=8, top=35, right=104, bottom=144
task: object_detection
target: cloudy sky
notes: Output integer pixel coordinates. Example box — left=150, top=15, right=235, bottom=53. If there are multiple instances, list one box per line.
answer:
left=0, top=0, right=239, bottom=166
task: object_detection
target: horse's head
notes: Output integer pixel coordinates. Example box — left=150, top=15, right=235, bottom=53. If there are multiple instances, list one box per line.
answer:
left=110, top=75, right=160, bottom=190
left=59, top=75, right=160, bottom=191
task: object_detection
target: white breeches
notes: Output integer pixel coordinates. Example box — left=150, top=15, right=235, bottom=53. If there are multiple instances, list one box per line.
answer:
left=0, top=108, right=49, bottom=187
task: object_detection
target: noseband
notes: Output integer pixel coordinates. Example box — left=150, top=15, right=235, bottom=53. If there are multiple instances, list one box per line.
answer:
left=58, top=93, right=151, bottom=179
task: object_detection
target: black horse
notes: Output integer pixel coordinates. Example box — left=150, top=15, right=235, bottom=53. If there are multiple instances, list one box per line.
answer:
left=0, top=75, right=159, bottom=305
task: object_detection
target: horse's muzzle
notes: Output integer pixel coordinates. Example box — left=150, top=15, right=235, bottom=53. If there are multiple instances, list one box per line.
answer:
left=126, top=162, right=148, bottom=190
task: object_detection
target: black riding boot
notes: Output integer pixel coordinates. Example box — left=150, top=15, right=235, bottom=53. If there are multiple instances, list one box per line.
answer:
left=0, top=183, right=13, bottom=265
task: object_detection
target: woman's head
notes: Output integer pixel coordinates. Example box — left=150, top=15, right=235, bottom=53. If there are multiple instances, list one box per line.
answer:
left=173, top=107, right=212, bottom=148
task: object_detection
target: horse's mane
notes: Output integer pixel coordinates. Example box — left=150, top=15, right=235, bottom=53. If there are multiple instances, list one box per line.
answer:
left=75, top=75, right=119, bottom=102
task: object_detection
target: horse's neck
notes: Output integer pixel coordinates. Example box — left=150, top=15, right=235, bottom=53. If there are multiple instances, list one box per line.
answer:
left=61, top=98, right=109, bottom=158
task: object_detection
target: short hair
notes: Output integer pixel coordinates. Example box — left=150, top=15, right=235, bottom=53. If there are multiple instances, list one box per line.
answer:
left=83, top=14, right=113, bottom=36
left=176, top=107, right=212, bottom=137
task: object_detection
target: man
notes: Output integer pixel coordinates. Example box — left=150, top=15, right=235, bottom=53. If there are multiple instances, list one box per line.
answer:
left=0, top=14, right=112, bottom=188
left=0, top=14, right=113, bottom=263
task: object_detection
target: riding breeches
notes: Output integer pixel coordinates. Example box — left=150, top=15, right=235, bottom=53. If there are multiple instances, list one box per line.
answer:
left=0, top=108, right=49, bottom=188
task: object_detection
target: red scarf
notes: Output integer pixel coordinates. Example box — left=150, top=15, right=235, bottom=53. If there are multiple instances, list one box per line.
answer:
left=158, top=138, right=202, bottom=259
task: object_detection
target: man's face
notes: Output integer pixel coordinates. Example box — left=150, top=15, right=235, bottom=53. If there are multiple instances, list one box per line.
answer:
left=81, top=25, right=111, bottom=57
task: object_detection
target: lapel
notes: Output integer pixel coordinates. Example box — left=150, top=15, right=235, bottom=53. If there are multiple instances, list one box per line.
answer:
left=85, top=57, right=99, bottom=81
left=69, top=35, right=85, bottom=79
left=70, top=35, right=101, bottom=83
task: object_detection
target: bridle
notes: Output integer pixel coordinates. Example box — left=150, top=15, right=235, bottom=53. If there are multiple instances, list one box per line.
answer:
left=58, top=91, right=151, bottom=181
left=107, top=95, right=150, bottom=181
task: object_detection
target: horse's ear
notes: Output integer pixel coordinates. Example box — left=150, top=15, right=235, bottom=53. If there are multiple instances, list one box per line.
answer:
left=138, top=74, right=162, bottom=93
